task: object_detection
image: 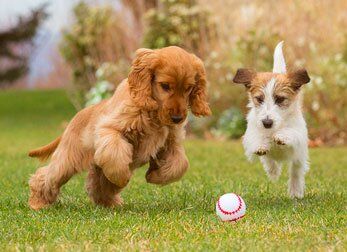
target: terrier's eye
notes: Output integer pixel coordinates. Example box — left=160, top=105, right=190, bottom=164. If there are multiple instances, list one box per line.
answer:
left=275, top=95, right=286, bottom=105
left=255, top=96, right=264, bottom=104
left=160, top=83, right=170, bottom=92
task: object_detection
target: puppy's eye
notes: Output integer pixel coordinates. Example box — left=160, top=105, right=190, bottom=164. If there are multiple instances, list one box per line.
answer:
left=275, top=95, right=286, bottom=105
left=160, top=83, right=170, bottom=92
left=255, top=96, right=264, bottom=104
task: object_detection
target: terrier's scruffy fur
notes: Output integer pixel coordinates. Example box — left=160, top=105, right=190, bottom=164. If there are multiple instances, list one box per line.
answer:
left=233, top=42, right=310, bottom=198
left=28, top=46, right=211, bottom=210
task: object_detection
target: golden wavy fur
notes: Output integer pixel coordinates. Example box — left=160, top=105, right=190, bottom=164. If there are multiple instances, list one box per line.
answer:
left=28, top=46, right=211, bottom=210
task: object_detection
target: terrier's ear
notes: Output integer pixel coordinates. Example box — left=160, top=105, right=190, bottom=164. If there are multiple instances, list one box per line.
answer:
left=287, top=68, right=310, bottom=90
left=233, top=68, right=256, bottom=88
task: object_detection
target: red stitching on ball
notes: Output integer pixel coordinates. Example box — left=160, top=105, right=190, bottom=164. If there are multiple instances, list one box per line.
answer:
left=217, top=195, right=242, bottom=215
left=224, top=214, right=246, bottom=222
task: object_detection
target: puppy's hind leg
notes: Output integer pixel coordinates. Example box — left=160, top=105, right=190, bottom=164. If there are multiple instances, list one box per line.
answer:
left=29, top=165, right=55, bottom=210
left=260, top=156, right=282, bottom=182
left=29, top=161, right=77, bottom=210
left=28, top=141, right=86, bottom=210
left=86, top=165, right=124, bottom=208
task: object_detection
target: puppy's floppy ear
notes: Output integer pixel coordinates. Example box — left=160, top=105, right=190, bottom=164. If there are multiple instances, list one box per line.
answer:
left=233, top=68, right=256, bottom=88
left=128, top=48, right=159, bottom=110
left=190, top=56, right=211, bottom=117
left=287, top=68, right=310, bottom=90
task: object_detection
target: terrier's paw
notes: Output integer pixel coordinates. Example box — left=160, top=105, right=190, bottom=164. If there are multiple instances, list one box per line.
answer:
left=274, top=138, right=286, bottom=145
left=288, top=187, right=304, bottom=199
left=273, top=135, right=288, bottom=146
left=254, top=148, right=269, bottom=156
left=288, top=179, right=305, bottom=199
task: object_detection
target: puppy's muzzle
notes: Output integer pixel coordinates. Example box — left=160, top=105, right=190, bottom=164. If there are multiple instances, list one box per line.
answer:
left=262, top=117, right=273, bottom=129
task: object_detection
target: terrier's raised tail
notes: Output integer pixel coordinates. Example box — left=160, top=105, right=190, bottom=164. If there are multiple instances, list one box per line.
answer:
left=272, top=41, right=286, bottom=74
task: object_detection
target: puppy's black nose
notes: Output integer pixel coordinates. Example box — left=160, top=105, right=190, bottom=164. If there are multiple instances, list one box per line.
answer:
left=171, top=115, right=183, bottom=124
left=262, top=118, right=273, bottom=129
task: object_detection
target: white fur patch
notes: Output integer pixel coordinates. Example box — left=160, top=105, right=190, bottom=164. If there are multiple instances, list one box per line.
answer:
left=273, top=41, right=286, bottom=74
left=263, top=78, right=276, bottom=102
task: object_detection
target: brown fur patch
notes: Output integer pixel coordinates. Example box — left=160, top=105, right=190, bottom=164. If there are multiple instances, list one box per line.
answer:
left=273, top=74, right=299, bottom=107
left=243, top=71, right=310, bottom=107
left=233, top=68, right=256, bottom=88
left=248, top=72, right=274, bottom=106
left=287, top=69, right=310, bottom=90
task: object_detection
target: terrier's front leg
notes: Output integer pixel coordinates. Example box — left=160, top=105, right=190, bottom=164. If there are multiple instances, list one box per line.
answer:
left=288, top=160, right=308, bottom=199
left=94, top=127, right=133, bottom=188
left=243, top=128, right=271, bottom=160
left=273, top=128, right=308, bottom=198
left=273, top=128, right=302, bottom=147
left=260, top=156, right=282, bottom=182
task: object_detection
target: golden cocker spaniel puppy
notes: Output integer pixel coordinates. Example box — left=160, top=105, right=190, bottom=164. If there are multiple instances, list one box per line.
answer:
left=28, top=46, right=211, bottom=210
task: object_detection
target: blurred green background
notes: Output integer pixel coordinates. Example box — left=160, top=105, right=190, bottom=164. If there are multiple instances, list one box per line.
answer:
left=1, top=0, right=347, bottom=144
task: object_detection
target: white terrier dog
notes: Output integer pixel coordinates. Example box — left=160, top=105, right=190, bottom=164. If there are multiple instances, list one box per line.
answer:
left=233, top=42, right=310, bottom=198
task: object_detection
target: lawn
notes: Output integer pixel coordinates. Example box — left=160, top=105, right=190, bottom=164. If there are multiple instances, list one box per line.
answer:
left=0, top=89, right=346, bottom=251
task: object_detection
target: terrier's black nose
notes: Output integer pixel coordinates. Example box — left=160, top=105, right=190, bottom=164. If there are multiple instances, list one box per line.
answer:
left=262, top=118, right=273, bottom=129
left=171, top=115, right=183, bottom=124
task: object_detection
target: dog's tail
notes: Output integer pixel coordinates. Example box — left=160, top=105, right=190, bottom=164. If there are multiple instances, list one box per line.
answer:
left=273, top=41, right=286, bottom=74
left=28, top=136, right=62, bottom=161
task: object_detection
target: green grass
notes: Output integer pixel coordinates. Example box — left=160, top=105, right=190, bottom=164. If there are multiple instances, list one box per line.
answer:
left=0, top=89, right=346, bottom=251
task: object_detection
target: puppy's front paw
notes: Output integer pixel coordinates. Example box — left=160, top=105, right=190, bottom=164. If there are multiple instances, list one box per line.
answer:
left=94, top=152, right=132, bottom=188
left=103, top=164, right=132, bottom=188
left=94, top=139, right=133, bottom=188
left=254, top=147, right=269, bottom=156
left=146, top=169, right=165, bottom=185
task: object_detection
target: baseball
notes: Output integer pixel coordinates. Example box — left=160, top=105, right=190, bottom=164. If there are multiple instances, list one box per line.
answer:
left=216, top=193, right=246, bottom=222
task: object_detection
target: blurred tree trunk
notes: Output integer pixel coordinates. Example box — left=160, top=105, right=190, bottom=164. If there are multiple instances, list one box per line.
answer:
left=0, top=5, right=47, bottom=87
left=121, top=0, right=158, bottom=38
